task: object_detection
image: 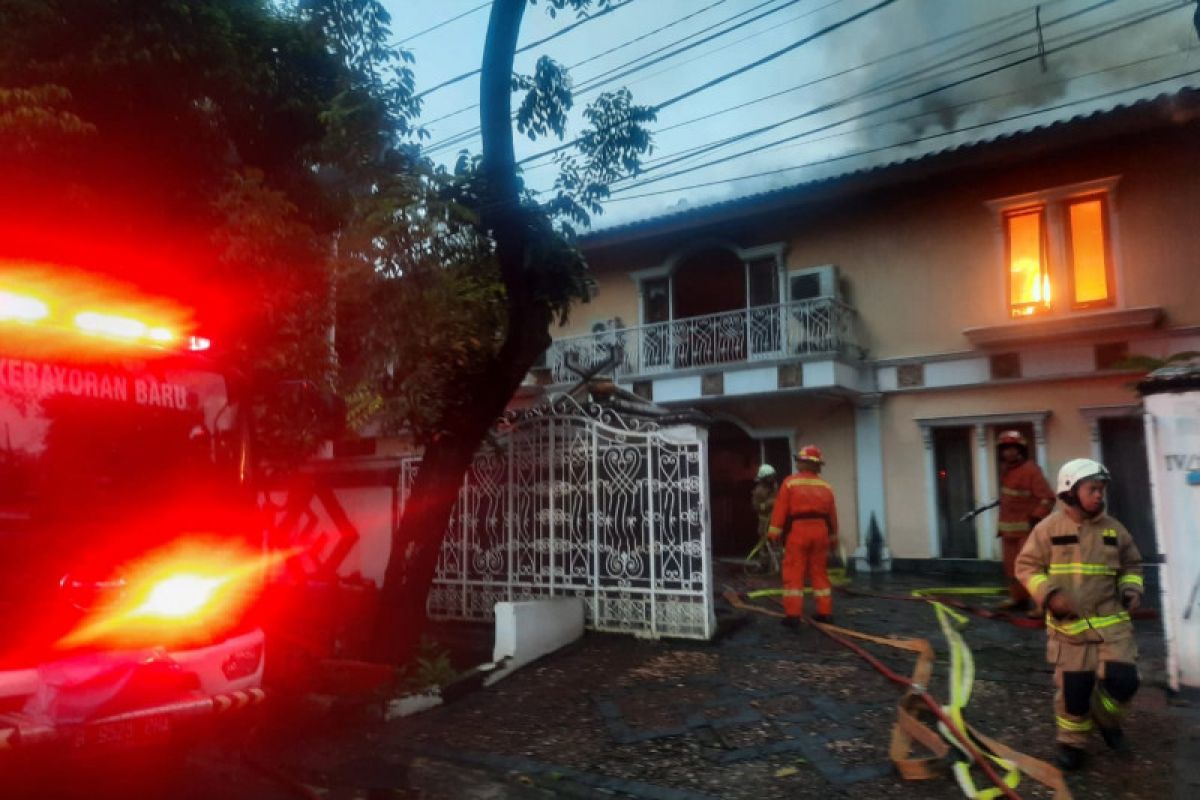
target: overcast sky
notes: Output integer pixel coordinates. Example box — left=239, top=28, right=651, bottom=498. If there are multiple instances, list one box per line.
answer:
left=382, top=0, right=1200, bottom=230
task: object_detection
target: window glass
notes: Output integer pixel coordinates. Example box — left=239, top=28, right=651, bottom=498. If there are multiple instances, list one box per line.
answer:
left=643, top=277, right=670, bottom=324
left=1005, top=208, right=1050, bottom=317
left=747, top=259, right=778, bottom=307
left=1067, top=197, right=1112, bottom=306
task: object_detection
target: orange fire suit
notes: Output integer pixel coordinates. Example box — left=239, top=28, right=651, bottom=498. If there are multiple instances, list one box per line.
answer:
left=767, top=470, right=839, bottom=618
left=997, top=459, right=1055, bottom=603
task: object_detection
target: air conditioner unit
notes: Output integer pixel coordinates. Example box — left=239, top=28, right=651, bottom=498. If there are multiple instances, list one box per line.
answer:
left=787, top=264, right=850, bottom=304
left=590, top=317, right=626, bottom=335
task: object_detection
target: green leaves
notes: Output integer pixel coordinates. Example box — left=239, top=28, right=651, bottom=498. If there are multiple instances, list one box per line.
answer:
left=515, top=56, right=573, bottom=140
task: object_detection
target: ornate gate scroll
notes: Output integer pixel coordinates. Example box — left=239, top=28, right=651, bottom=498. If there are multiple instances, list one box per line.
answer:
left=401, top=395, right=713, bottom=639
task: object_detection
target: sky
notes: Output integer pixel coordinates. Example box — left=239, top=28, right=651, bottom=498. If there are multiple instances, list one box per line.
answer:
left=381, top=0, right=1200, bottom=230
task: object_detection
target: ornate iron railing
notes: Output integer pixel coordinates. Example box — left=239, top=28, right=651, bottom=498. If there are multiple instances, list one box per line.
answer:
left=401, top=395, right=714, bottom=640
left=545, top=298, right=858, bottom=383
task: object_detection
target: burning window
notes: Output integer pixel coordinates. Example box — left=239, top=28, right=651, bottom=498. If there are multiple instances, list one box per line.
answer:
left=1005, top=208, right=1050, bottom=318
left=1065, top=196, right=1114, bottom=308
left=993, top=180, right=1119, bottom=319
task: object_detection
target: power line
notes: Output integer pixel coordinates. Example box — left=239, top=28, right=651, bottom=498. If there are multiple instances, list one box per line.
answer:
left=393, top=2, right=491, bottom=47
left=573, top=0, right=807, bottom=95
left=423, top=0, right=800, bottom=153
left=624, top=0, right=1104, bottom=177
left=420, top=0, right=734, bottom=128
left=605, top=64, right=1200, bottom=203
left=604, top=0, right=1182, bottom=193
left=513, top=2, right=1037, bottom=178
left=510, top=0, right=901, bottom=166
left=413, top=0, right=638, bottom=101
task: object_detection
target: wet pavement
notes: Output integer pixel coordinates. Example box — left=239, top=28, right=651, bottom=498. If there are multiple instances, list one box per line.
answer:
left=12, top=570, right=1197, bottom=799
left=226, top=571, right=1195, bottom=800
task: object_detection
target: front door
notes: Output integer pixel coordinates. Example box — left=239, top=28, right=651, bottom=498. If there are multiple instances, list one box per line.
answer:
left=707, top=421, right=761, bottom=557
left=934, top=426, right=978, bottom=558
left=1100, top=416, right=1157, bottom=559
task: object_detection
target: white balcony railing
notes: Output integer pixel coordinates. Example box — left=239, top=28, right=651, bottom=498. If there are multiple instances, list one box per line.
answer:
left=545, top=298, right=859, bottom=383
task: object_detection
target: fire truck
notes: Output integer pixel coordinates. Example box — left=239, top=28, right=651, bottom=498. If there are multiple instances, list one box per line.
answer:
left=0, top=262, right=268, bottom=758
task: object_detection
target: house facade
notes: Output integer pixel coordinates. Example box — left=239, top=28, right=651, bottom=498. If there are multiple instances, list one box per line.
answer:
left=544, top=90, right=1200, bottom=570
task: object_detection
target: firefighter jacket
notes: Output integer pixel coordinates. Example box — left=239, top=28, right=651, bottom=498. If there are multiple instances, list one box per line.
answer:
left=997, top=459, right=1055, bottom=537
left=751, top=481, right=777, bottom=533
left=767, top=471, right=838, bottom=542
left=1015, top=508, right=1144, bottom=644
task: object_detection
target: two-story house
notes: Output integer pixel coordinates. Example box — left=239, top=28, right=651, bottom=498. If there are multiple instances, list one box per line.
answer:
left=544, top=88, right=1200, bottom=572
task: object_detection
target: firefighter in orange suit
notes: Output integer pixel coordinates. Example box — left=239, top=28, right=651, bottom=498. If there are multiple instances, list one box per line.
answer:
left=1015, top=458, right=1143, bottom=771
left=996, top=430, right=1055, bottom=615
left=768, top=445, right=839, bottom=627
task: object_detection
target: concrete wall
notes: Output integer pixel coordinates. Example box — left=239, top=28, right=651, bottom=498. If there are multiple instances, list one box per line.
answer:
left=880, top=373, right=1139, bottom=559
left=701, top=394, right=861, bottom=553
left=578, top=124, right=1200, bottom=361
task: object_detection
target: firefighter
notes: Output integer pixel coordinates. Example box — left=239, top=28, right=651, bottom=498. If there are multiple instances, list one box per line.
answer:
left=995, top=430, right=1055, bottom=616
left=750, top=464, right=781, bottom=573
left=1015, top=458, right=1144, bottom=771
left=767, top=445, right=839, bottom=626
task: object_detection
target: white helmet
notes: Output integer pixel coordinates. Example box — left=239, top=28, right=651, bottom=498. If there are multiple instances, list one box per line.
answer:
left=756, top=464, right=777, bottom=480
left=1056, top=458, right=1111, bottom=495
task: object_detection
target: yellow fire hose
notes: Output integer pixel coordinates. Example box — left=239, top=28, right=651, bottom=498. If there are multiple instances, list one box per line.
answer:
left=722, top=590, right=1073, bottom=800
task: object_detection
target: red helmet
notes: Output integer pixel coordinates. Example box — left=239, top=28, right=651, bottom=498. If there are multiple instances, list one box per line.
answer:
left=795, top=444, right=824, bottom=466
left=997, top=430, right=1028, bottom=449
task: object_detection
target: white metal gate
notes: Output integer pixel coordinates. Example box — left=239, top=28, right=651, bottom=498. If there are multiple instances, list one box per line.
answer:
left=401, top=395, right=714, bottom=639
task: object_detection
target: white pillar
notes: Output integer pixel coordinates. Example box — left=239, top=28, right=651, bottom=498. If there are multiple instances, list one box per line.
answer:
left=1087, top=417, right=1103, bottom=462
left=921, top=424, right=940, bottom=558
left=853, top=394, right=891, bottom=572
left=1034, top=417, right=1049, bottom=474
left=973, top=423, right=997, bottom=560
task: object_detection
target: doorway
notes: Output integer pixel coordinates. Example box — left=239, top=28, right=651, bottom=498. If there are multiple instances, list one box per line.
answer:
left=707, top=421, right=762, bottom=557
left=1099, top=416, right=1157, bottom=559
left=934, top=426, right=978, bottom=558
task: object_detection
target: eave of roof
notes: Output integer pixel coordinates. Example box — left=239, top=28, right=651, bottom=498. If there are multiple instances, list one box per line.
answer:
left=580, top=87, right=1200, bottom=250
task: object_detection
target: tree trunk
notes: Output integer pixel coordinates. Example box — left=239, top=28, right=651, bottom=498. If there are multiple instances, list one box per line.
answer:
left=368, top=0, right=552, bottom=663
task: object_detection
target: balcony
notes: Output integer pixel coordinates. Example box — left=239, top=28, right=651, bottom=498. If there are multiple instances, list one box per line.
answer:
left=545, top=298, right=860, bottom=384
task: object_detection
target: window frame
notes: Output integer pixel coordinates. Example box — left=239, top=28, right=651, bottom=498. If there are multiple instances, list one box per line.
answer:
left=1002, top=205, right=1051, bottom=318
left=1063, top=192, right=1117, bottom=312
left=986, top=177, right=1122, bottom=321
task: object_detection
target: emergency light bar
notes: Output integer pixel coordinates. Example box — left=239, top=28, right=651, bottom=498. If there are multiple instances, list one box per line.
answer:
left=0, top=290, right=50, bottom=322
left=0, top=287, right=211, bottom=351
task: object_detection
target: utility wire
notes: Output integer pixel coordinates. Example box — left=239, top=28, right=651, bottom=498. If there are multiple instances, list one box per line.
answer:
left=508, top=0, right=900, bottom=166
left=605, top=64, right=1200, bottom=203
left=413, top=0, right=637, bottom=101
left=393, top=2, right=491, bottom=47
left=627, top=0, right=1123, bottom=177
left=420, top=0, right=733, bottom=128
left=522, top=3, right=1035, bottom=175
left=605, top=0, right=1183, bottom=192
left=538, top=0, right=1112, bottom=173
left=424, top=0, right=800, bottom=153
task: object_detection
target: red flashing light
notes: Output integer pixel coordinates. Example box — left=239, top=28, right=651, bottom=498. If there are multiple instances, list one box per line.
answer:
left=134, top=574, right=227, bottom=620
left=0, top=290, right=49, bottom=322
left=75, top=311, right=149, bottom=339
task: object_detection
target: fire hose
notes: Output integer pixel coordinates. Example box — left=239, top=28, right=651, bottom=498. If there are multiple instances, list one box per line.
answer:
left=722, top=591, right=1073, bottom=800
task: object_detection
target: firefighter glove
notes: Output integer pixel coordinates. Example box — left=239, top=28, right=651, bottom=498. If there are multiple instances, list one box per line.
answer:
left=1122, top=590, right=1141, bottom=611
left=1046, top=590, right=1075, bottom=618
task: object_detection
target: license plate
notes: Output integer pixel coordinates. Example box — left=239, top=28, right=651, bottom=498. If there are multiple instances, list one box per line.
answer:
left=71, top=713, right=171, bottom=750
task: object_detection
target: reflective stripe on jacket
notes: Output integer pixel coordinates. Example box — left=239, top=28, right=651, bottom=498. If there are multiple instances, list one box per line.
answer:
left=767, top=471, right=838, bottom=541
left=1014, top=509, right=1144, bottom=644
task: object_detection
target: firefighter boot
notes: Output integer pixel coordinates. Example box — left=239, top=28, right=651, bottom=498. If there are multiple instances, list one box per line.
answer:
left=781, top=616, right=802, bottom=629
left=1055, top=744, right=1086, bottom=771
left=1100, top=725, right=1129, bottom=753
left=812, top=614, right=833, bottom=624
